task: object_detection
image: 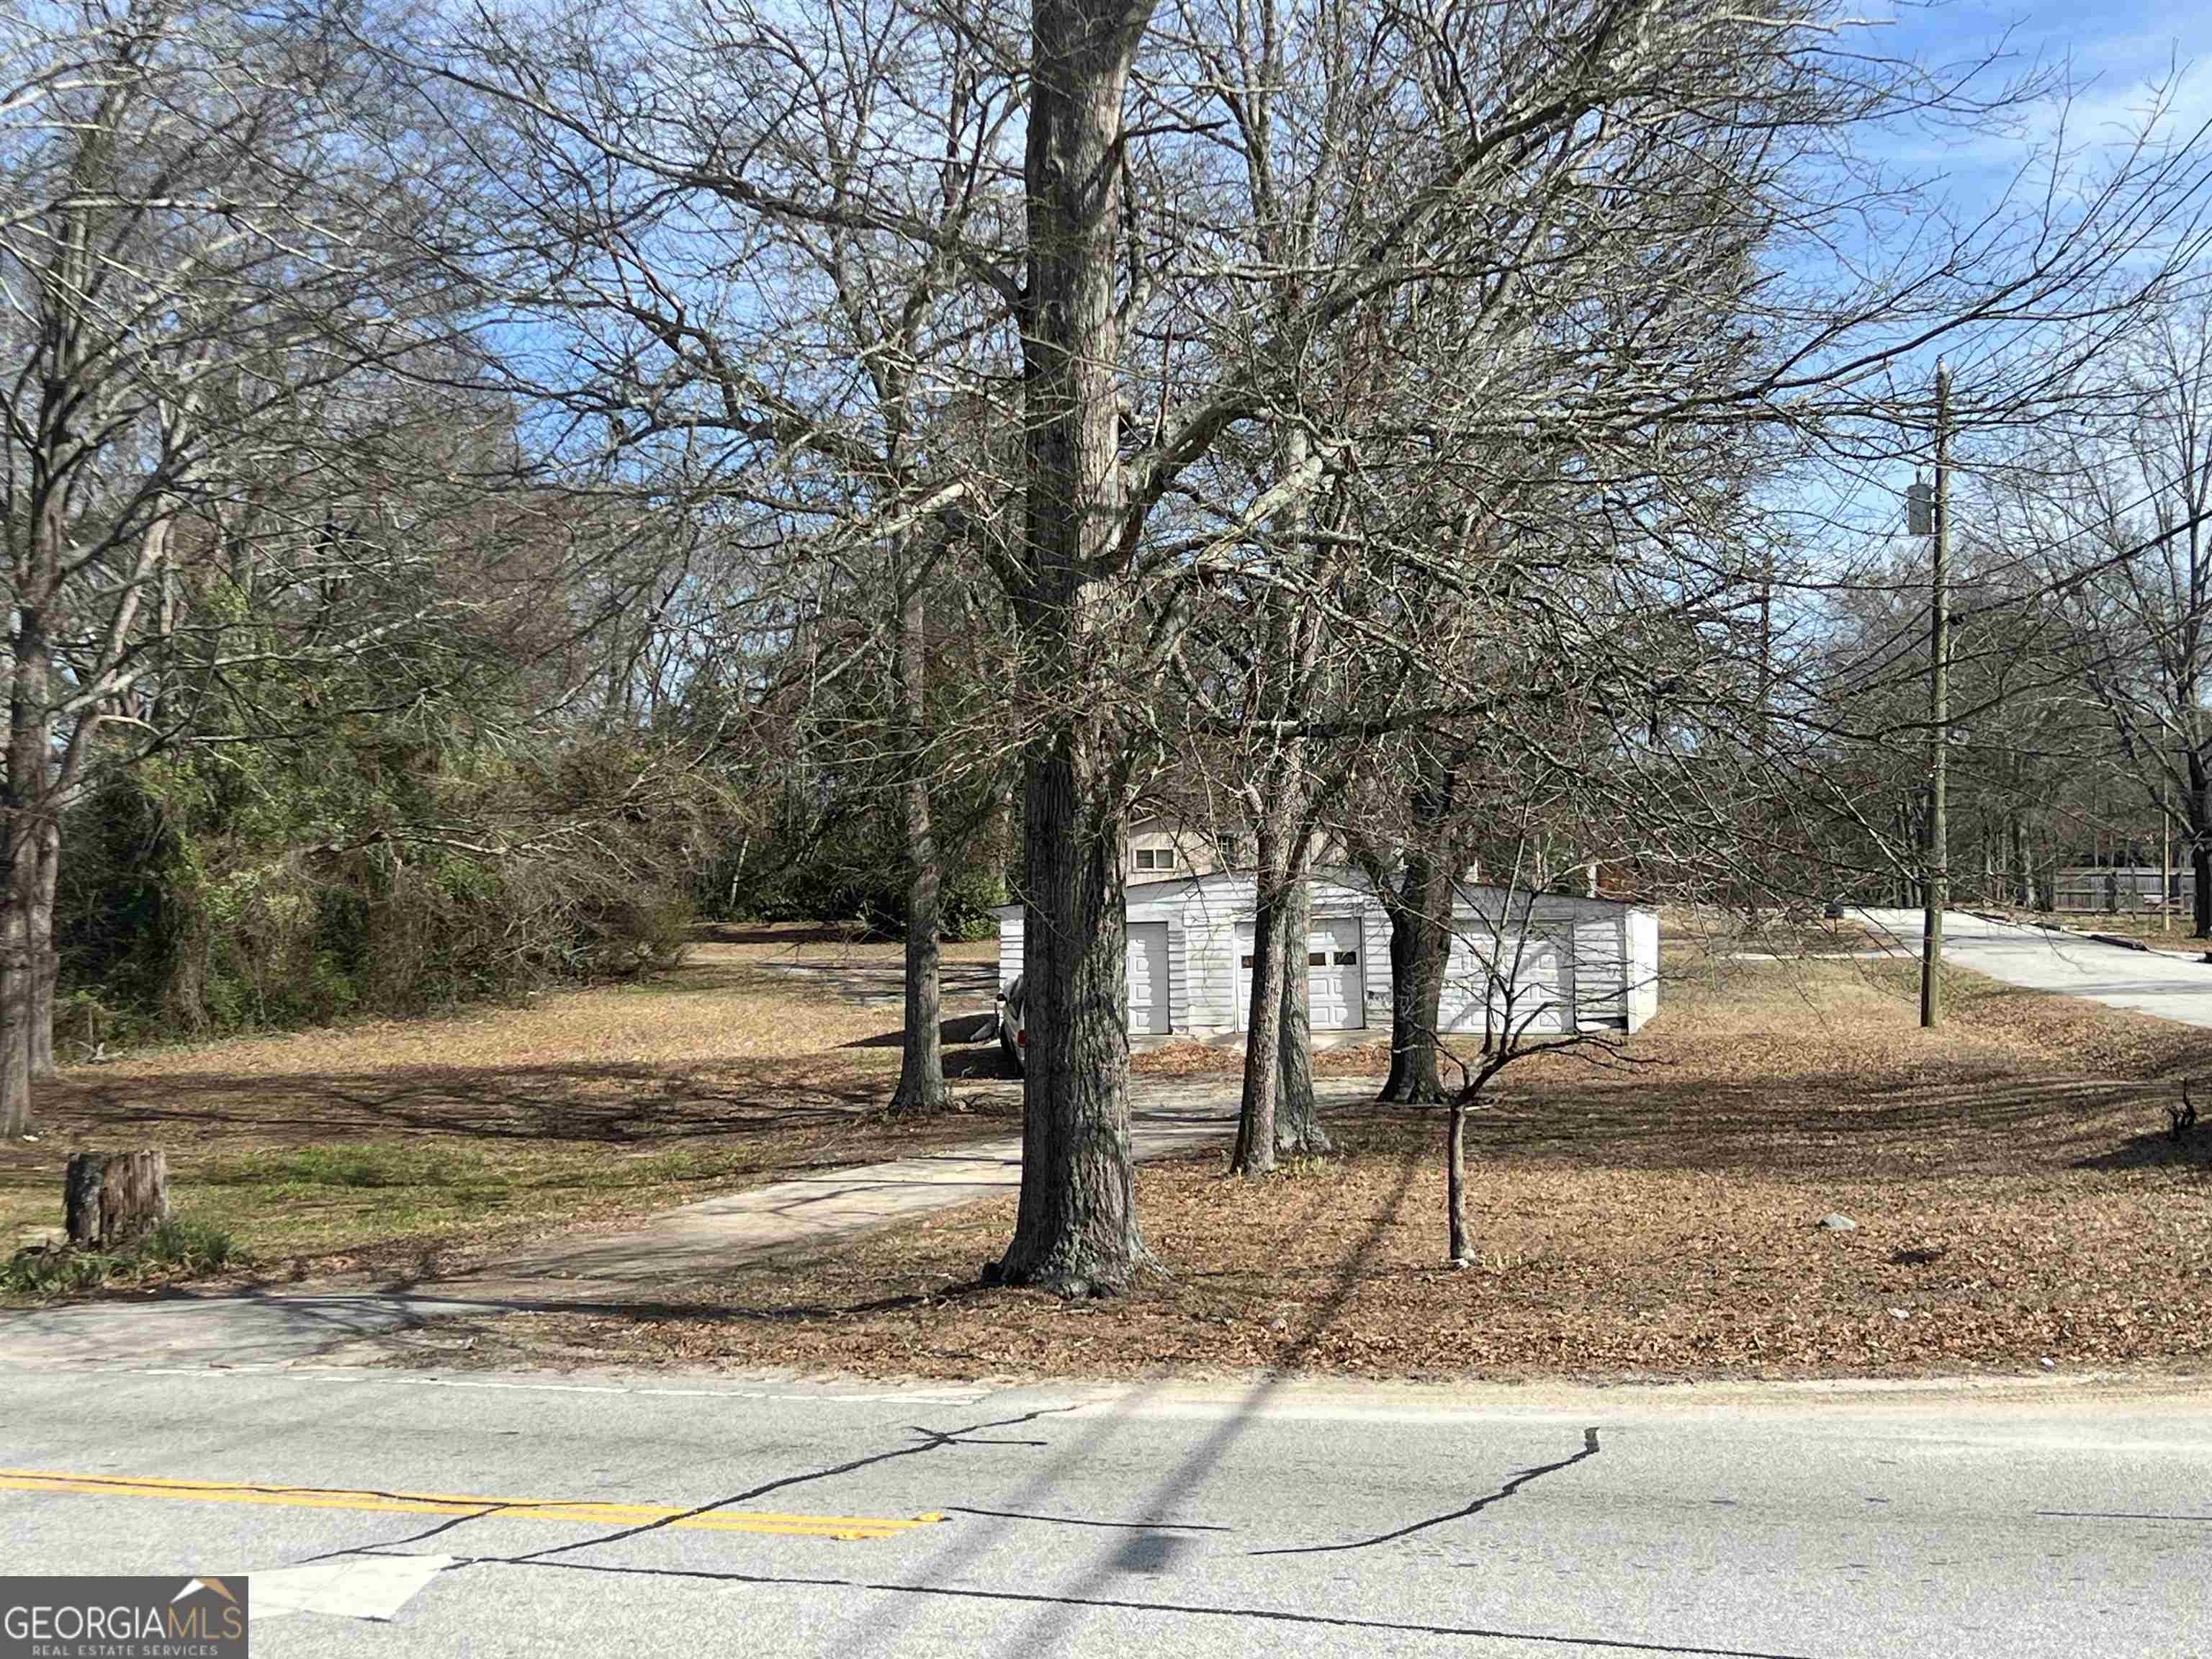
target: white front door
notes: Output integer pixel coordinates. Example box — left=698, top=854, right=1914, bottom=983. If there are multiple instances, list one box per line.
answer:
left=1236, top=917, right=1366, bottom=1031
left=1128, top=921, right=1171, bottom=1035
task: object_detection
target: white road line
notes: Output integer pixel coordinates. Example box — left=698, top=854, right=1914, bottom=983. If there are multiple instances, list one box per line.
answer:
left=248, top=1554, right=454, bottom=1622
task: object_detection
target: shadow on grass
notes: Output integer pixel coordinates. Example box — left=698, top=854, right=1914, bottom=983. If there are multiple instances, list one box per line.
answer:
left=30, top=1058, right=1023, bottom=1152
left=845, top=1013, right=1001, bottom=1049
left=691, top=922, right=871, bottom=947
left=1453, top=1071, right=2185, bottom=1180
left=2069, top=1130, right=2212, bottom=1172
left=35, top=1054, right=2193, bottom=1187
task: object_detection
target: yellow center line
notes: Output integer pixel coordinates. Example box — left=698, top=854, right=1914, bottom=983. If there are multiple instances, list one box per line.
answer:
left=0, top=1469, right=947, bottom=1542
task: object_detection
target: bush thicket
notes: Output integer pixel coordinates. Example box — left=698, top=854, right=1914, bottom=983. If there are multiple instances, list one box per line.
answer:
left=57, top=734, right=705, bottom=1056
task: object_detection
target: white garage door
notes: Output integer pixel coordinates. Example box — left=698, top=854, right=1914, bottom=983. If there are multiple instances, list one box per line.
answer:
left=1439, top=927, right=1569, bottom=1035
left=1128, top=921, right=1171, bottom=1035
left=1308, top=916, right=1365, bottom=1030
left=1236, top=916, right=1366, bottom=1031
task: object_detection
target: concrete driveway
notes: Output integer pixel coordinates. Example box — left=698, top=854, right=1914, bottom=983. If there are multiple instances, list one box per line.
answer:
left=0, top=1075, right=1364, bottom=1372
left=1856, top=907, right=2212, bottom=1030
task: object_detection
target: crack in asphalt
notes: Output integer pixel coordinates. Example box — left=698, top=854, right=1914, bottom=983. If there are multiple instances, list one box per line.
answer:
left=392, top=1549, right=1820, bottom=1658
left=286, top=1405, right=1078, bottom=1573
left=2036, top=1509, right=2212, bottom=1524
left=1249, top=1427, right=1603, bottom=1557
left=944, top=1506, right=1232, bottom=1532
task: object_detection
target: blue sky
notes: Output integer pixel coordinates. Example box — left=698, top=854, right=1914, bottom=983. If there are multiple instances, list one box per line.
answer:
left=1756, top=5, right=2212, bottom=567
left=1879, top=0, right=2208, bottom=163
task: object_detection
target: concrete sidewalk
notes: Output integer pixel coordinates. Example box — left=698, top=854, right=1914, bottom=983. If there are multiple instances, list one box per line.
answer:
left=1857, top=906, right=2212, bottom=1028
left=1, top=1076, right=1364, bottom=1371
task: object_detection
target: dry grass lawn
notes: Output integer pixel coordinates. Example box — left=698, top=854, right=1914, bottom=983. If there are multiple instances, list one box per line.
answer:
left=454, top=947, right=2212, bottom=1382
left=1, top=925, right=1015, bottom=1286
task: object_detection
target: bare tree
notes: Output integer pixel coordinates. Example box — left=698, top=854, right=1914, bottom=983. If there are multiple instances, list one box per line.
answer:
left=0, top=0, right=476, bottom=1134
left=1432, top=862, right=1629, bottom=1266
left=418, top=0, right=1030, bottom=1117
left=418, top=0, right=2212, bottom=1292
left=2006, top=297, right=2212, bottom=934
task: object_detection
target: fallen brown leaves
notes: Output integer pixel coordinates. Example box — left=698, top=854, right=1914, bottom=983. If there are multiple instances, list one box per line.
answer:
left=1131, top=1039, right=1391, bottom=1076
left=459, top=952, right=2212, bottom=1382
left=3, top=926, right=1015, bottom=1274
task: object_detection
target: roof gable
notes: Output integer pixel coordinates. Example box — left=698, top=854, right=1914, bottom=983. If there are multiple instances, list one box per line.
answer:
left=992, top=865, right=1645, bottom=917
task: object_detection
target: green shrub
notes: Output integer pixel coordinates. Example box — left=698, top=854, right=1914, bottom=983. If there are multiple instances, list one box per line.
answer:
left=56, top=739, right=706, bottom=1054
left=0, top=1214, right=240, bottom=1302
left=734, top=837, right=1006, bottom=943
left=145, top=1217, right=238, bottom=1275
left=853, top=863, right=1005, bottom=943
left=0, top=1248, right=112, bottom=1299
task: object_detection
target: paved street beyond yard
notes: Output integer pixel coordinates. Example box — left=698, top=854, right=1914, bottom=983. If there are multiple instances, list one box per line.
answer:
left=1858, top=907, right=2212, bottom=1028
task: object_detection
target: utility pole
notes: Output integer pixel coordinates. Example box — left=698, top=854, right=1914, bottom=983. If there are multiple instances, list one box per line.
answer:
left=2164, top=785, right=2174, bottom=934
left=1920, top=360, right=1951, bottom=1029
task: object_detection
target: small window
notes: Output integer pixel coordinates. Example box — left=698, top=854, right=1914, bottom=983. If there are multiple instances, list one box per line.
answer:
left=1308, top=950, right=1327, bottom=966
left=1335, top=950, right=1358, bottom=966
left=1133, top=847, right=1179, bottom=872
left=1239, top=953, right=1254, bottom=968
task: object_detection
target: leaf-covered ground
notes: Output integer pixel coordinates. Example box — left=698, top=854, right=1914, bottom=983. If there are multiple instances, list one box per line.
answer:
left=446, top=950, right=2212, bottom=1382
left=2, top=925, right=1017, bottom=1287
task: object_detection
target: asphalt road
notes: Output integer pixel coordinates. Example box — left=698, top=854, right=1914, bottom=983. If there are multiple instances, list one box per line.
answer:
left=1855, top=907, right=2212, bottom=1028
left=2, top=1364, right=2206, bottom=1657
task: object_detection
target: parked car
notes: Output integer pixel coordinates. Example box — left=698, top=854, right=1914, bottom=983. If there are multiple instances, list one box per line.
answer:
left=997, top=976, right=1026, bottom=1075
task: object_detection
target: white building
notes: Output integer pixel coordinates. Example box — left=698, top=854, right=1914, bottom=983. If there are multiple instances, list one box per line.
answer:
left=1121, top=811, right=1337, bottom=883
left=993, top=867, right=1659, bottom=1041
left=1123, top=814, right=1220, bottom=881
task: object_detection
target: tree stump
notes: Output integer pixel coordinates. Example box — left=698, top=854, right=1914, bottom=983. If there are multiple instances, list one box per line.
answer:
left=63, top=1151, right=168, bottom=1249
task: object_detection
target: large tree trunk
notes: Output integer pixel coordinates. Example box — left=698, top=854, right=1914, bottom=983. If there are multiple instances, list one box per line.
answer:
left=991, top=0, right=1152, bottom=1295
left=1380, top=880, right=1450, bottom=1103
left=1274, top=864, right=1329, bottom=1156
left=891, top=806, right=945, bottom=1111
left=890, top=531, right=946, bottom=1114
left=1231, top=817, right=1290, bottom=1175
left=29, top=814, right=58, bottom=1079
left=1234, top=409, right=1321, bottom=1172
left=1, top=570, right=53, bottom=1137
left=2191, top=751, right=2211, bottom=939
left=1379, top=759, right=1456, bottom=1105
left=0, top=883, right=29, bottom=1140
left=992, top=732, right=1143, bottom=1292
